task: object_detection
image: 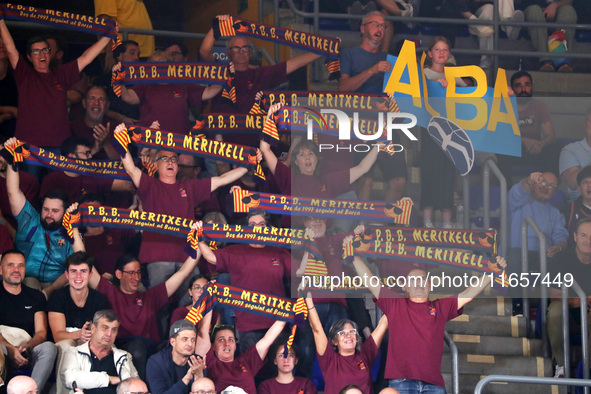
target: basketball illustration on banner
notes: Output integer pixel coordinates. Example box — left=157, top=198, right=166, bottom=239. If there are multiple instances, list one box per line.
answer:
left=427, top=116, right=474, bottom=176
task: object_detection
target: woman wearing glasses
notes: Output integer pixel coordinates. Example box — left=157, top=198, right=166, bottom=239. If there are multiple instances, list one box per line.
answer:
left=170, top=274, right=210, bottom=327
left=305, top=295, right=388, bottom=394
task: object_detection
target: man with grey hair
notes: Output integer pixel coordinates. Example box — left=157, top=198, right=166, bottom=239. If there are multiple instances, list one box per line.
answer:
left=116, top=378, right=149, bottom=394
left=61, top=310, right=138, bottom=394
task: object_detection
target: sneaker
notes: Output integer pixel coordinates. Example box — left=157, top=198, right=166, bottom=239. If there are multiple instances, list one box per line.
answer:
left=349, top=1, right=363, bottom=31
left=506, top=10, right=524, bottom=40
left=443, top=222, right=453, bottom=229
left=558, top=63, right=573, bottom=72
left=554, top=365, right=565, bottom=378
left=424, top=219, right=434, bottom=228
left=540, top=62, right=555, bottom=72
left=363, top=1, right=377, bottom=14
left=468, top=15, right=494, bottom=38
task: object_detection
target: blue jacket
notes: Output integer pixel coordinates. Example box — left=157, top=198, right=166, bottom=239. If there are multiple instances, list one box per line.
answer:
left=146, top=347, right=191, bottom=394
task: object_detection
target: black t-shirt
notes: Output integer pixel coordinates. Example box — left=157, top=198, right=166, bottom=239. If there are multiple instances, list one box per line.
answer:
left=0, top=283, right=46, bottom=336
left=548, top=248, right=591, bottom=295
left=47, top=286, right=111, bottom=329
left=87, top=350, right=117, bottom=394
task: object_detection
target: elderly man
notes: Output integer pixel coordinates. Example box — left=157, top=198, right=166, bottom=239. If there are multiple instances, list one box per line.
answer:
left=117, top=139, right=251, bottom=290
left=6, top=375, right=38, bottom=394
left=61, top=310, right=138, bottom=393
left=146, top=320, right=205, bottom=394
left=190, top=377, right=216, bottom=394
left=116, top=378, right=149, bottom=394
left=0, top=249, right=57, bottom=392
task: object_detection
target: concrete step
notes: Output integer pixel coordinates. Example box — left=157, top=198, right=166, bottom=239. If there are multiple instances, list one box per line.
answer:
left=446, top=314, right=527, bottom=337
left=442, top=372, right=568, bottom=394
left=444, top=335, right=543, bottom=357
left=460, top=296, right=512, bottom=317
left=441, top=354, right=553, bottom=376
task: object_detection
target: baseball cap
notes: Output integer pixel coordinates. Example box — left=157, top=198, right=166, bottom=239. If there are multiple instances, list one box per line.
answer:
left=169, top=320, right=197, bottom=338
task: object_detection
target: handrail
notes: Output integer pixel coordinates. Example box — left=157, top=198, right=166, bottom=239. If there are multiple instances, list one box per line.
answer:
left=520, top=216, right=548, bottom=356
left=561, top=279, right=589, bottom=392
left=482, top=160, right=507, bottom=258
left=474, top=375, right=591, bottom=394
left=444, top=330, right=459, bottom=394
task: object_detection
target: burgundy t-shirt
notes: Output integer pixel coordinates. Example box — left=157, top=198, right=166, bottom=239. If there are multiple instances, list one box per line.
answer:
left=14, top=57, right=80, bottom=147
left=83, top=228, right=134, bottom=275
left=317, top=336, right=379, bottom=394
left=97, top=277, right=169, bottom=342
left=133, top=84, right=204, bottom=134
left=69, top=117, right=115, bottom=159
left=40, top=171, right=114, bottom=204
left=375, top=290, right=462, bottom=387
left=0, top=172, right=39, bottom=227
left=274, top=161, right=351, bottom=199
left=211, top=62, right=287, bottom=147
left=213, top=244, right=291, bottom=332
left=258, top=376, right=317, bottom=394
left=206, top=345, right=265, bottom=394
left=137, top=173, right=211, bottom=263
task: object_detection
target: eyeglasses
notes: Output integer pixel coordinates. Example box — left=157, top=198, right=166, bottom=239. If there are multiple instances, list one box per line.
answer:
left=121, top=270, right=142, bottom=277
left=364, top=21, right=387, bottom=30
left=191, top=285, right=204, bottom=291
left=336, top=329, right=357, bottom=337
left=248, top=221, right=267, bottom=227
left=178, top=164, right=197, bottom=170
left=30, top=47, right=51, bottom=55
left=229, top=45, right=251, bottom=53
left=170, top=51, right=183, bottom=57
left=540, top=179, right=558, bottom=190
left=191, top=390, right=216, bottom=394
left=157, top=156, right=179, bottom=163
left=76, top=150, right=92, bottom=158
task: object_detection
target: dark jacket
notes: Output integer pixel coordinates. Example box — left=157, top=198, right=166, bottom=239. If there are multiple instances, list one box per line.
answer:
left=146, top=346, right=191, bottom=394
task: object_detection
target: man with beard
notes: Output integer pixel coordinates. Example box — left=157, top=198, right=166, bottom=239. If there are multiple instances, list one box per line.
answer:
left=0, top=249, right=57, bottom=392
left=498, top=71, right=562, bottom=181
left=145, top=320, right=205, bottom=394
left=61, top=309, right=138, bottom=393
left=559, top=110, right=591, bottom=202
left=5, top=137, right=73, bottom=292
left=70, top=85, right=119, bottom=160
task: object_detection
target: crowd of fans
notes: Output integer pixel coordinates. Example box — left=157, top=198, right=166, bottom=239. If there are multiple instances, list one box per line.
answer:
left=0, top=1, right=589, bottom=394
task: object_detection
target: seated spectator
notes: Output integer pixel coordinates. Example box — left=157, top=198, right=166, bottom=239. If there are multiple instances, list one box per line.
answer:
left=547, top=218, right=591, bottom=378
left=193, top=311, right=286, bottom=394
left=507, top=172, right=568, bottom=274
left=498, top=71, right=562, bottom=182
left=77, top=220, right=201, bottom=380
left=559, top=109, right=591, bottom=202
left=146, top=320, right=206, bottom=394
left=564, top=166, right=591, bottom=245
left=70, top=85, right=119, bottom=160
left=190, top=377, right=216, bottom=394
left=6, top=376, right=37, bottom=394
left=116, top=378, right=149, bottom=394
left=197, top=210, right=291, bottom=350
left=440, top=0, right=523, bottom=69
left=47, top=251, right=110, bottom=393
left=0, top=249, right=57, bottom=392
left=114, top=51, right=221, bottom=134
left=305, top=294, right=388, bottom=394
left=62, top=309, right=138, bottom=393
left=39, top=136, right=134, bottom=205
left=0, top=140, right=39, bottom=230
left=76, top=194, right=137, bottom=278
left=521, top=0, right=577, bottom=71
left=258, top=343, right=317, bottom=394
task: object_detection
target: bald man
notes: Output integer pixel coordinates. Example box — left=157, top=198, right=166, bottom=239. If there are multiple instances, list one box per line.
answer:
left=7, top=376, right=37, bottom=394
left=116, top=378, right=148, bottom=394
left=191, top=377, right=216, bottom=393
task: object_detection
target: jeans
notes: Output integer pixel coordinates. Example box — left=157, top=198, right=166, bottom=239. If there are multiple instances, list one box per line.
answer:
left=2, top=341, right=57, bottom=391
left=389, top=379, right=446, bottom=394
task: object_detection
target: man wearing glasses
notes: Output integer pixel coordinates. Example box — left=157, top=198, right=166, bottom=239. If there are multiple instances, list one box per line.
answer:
left=119, top=148, right=251, bottom=294
left=0, top=10, right=116, bottom=167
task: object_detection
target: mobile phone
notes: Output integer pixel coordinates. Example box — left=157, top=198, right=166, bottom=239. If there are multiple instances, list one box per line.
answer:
left=72, top=381, right=78, bottom=391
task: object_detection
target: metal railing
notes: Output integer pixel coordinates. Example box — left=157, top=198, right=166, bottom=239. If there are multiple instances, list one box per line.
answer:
left=561, top=280, right=589, bottom=392
left=444, top=330, right=459, bottom=394
left=482, top=160, right=507, bottom=258
left=520, top=216, right=548, bottom=356
left=474, top=375, right=591, bottom=394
